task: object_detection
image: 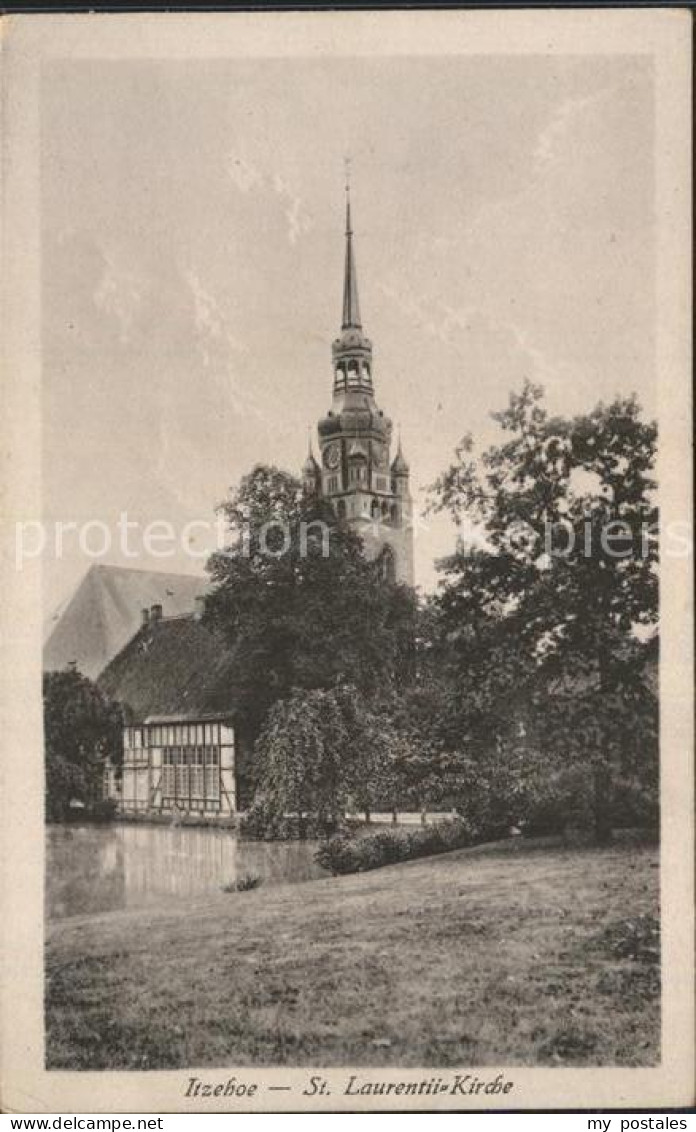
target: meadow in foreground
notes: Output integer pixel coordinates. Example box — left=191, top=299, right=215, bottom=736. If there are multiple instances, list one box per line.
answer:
left=45, top=840, right=659, bottom=1069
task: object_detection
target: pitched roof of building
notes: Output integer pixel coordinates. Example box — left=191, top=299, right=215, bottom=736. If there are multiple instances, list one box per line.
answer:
left=98, top=613, right=238, bottom=724
left=43, top=564, right=206, bottom=680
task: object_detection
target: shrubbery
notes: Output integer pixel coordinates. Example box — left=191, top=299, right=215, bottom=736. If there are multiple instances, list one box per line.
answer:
left=450, top=743, right=658, bottom=844
left=222, top=873, right=263, bottom=893
left=86, top=798, right=118, bottom=823
left=239, top=797, right=350, bottom=841
left=240, top=686, right=404, bottom=839
left=315, top=818, right=476, bottom=875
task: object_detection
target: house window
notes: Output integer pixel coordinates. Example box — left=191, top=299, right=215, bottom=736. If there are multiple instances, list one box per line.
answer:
left=190, top=748, right=204, bottom=799
left=175, top=748, right=187, bottom=797
left=205, top=747, right=220, bottom=800
left=162, top=749, right=175, bottom=798
left=160, top=731, right=222, bottom=805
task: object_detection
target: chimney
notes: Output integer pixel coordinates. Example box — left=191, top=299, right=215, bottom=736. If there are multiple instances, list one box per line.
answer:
left=150, top=603, right=163, bottom=622
left=141, top=608, right=150, bottom=626
left=194, top=595, right=206, bottom=620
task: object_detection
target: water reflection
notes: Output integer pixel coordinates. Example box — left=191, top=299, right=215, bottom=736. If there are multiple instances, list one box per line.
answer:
left=46, top=824, right=323, bottom=921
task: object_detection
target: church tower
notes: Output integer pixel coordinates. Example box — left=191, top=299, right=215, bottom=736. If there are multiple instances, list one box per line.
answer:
left=308, top=186, right=414, bottom=587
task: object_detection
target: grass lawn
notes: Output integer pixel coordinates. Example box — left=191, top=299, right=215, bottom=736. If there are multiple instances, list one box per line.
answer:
left=45, top=840, right=659, bottom=1069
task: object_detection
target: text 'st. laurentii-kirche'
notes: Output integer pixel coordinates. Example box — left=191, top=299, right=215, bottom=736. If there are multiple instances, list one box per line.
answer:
left=94, top=189, right=414, bottom=819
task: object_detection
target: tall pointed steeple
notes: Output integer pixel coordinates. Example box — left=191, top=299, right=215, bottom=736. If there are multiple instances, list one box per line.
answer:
left=342, top=185, right=362, bottom=330
left=332, top=172, right=373, bottom=399
left=302, top=426, right=321, bottom=494
left=312, top=175, right=414, bottom=586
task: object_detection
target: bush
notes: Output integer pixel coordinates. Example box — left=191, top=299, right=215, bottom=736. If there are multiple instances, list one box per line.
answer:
left=315, top=818, right=475, bottom=875
left=240, top=796, right=350, bottom=841
left=222, top=873, right=263, bottom=893
left=610, top=774, right=659, bottom=834
left=89, top=798, right=118, bottom=823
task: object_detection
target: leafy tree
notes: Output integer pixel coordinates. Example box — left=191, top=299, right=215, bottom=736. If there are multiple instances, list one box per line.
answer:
left=44, top=665, right=123, bottom=821
left=205, top=465, right=416, bottom=740
left=373, top=679, right=456, bottom=814
left=248, top=685, right=400, bottom=836
left=429, top=381, right=658, bottom=841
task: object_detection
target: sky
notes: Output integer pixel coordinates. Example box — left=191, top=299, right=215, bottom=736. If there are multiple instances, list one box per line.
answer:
left=41, top=54, right=655, bottom=615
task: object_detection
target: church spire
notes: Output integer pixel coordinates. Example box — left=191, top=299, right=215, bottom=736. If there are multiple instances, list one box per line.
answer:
left=331, top=166, right=373, bottom=398
left=341, top=180, right=362, bottom=331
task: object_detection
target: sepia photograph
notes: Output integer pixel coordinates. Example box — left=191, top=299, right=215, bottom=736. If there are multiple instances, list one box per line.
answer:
left=0, top=8, right=692, bottom=1115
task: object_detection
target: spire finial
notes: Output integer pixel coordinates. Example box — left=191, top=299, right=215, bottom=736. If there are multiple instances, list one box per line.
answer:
left=341, top=159, right=361, bottom=330
left=344, top=156, right=352, bottom=235
left=392, top=425, right=410, bottom=474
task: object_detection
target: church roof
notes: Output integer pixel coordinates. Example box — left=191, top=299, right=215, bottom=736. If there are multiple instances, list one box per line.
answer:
left=303, top=453, right=320, bottom=475
left=43, top=564, right=206, bottom=680
left=302, top=438, right=320, bottom=476
left=391, top=439, right=410, bottom=474
left=98, top=613, right=238, bottom=723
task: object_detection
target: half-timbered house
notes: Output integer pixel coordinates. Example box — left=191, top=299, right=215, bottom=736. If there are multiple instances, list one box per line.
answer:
left=98, top=603, right=250, bottom=819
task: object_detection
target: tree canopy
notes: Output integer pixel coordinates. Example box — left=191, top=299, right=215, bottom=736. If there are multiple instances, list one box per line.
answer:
left=44, top=665, right=123, bottom=821
left=205, top=465, right=416, bottom=737
left=247, top=685, right=401, bottom=836
left=427, top=381, right=658, bottom=839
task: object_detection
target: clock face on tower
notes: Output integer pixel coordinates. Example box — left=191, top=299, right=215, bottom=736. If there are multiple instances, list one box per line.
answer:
left=323, top=442, right=341, bottom=470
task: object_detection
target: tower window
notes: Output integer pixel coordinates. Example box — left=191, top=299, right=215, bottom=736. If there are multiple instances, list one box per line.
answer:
left=380, top=546, right=396, bottom=583
left=337, top=499, right=346, bottom=520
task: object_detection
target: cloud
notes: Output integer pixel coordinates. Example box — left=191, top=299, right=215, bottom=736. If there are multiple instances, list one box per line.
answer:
left=226, top=153, right=312, bottom=245
left=178, top=268, right=272, bottom=428
left=378, top=279, right=479, bottom=349
left=226, top=155, right=263, bottom=193
left=532, top=83, right=627, bottom=174
left=93, top=253, right=146, bottom=344
left=185, top=269, right=247, bottom=364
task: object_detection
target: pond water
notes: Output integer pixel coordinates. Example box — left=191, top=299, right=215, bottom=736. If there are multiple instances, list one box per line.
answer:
left=46, top=823, right=323, bottom=921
